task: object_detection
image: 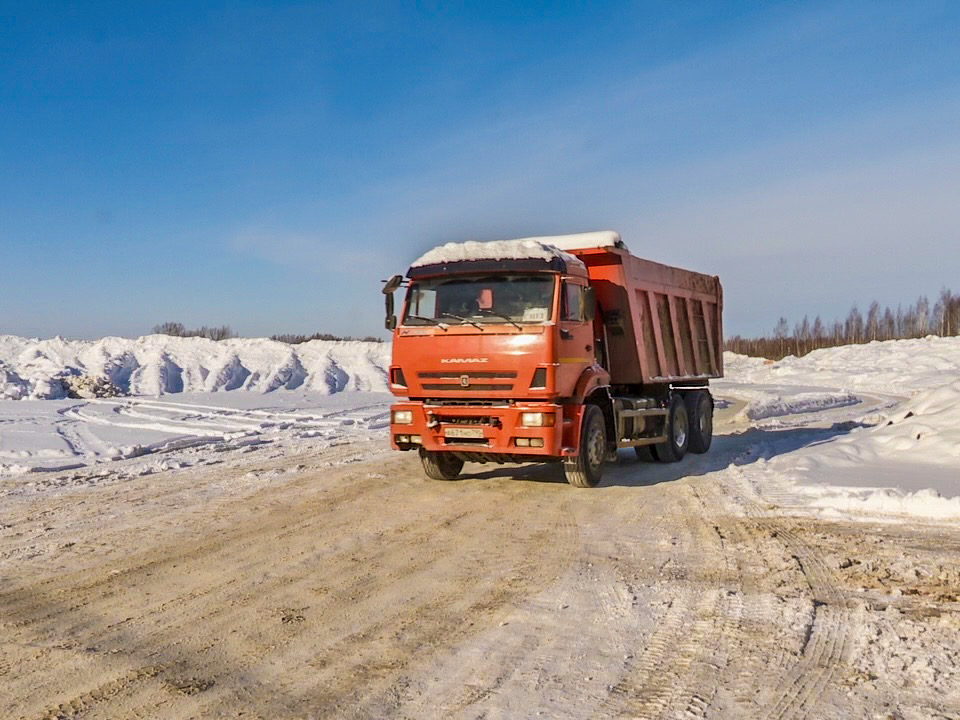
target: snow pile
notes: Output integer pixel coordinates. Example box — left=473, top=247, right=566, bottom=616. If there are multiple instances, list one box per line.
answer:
left=411, top=238, right=585, bottom=270
left=774, top=380, right=960, bottom=518
left=0, top=335, right=391, bottom=399
left=736, top=390, right=861, bottom=421
left=63, top=374, right=127, bottom=399
left=724, top=336, right=960, bottom=396
left=0, top=362, right=29, bottom=400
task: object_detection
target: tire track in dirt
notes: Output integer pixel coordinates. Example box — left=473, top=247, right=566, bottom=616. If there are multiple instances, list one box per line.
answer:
left=717, top=463, right=856, bottom=720
left=2, top=459, right=586, bottom=720
left=597, top=483, right=735, bottom=719
left=5, top=480, right=478, bottom=715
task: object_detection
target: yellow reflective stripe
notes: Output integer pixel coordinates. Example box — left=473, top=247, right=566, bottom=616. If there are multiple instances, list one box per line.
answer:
left=557, top=357, right=589, bottom=363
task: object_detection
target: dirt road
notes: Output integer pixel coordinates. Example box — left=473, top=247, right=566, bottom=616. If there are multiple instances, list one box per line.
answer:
left=2, top=412, right=959, bottom=719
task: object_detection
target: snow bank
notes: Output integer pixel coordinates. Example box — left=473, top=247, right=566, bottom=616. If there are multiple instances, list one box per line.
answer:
left=725, top=336, right=960, bottom=396
left=736, top=390, right=861, bottom=421
left=773, top=380, right=960, bottom=519
left=411, top=238, right=584, bottom=269
left=0, top=335, right=391, bottom=399
left=796, top=380, right=960, bottom=470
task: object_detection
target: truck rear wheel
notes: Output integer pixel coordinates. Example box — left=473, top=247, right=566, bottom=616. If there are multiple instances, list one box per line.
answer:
left=651, top=395, right=689, bottom=463
left=564, top=405, right=606, bottom=488
left=420, top=449, right=464, bottom=481
left=633, top=445, right=656, bottom=462
left=685, top=391, right=713, bottom=454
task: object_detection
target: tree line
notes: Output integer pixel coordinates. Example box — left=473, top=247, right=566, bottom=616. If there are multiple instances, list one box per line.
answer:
left=151, top=322, right=381, bottom=344
left=725, top=288, right=960, bottom=360
left=152, top=322, right=236, bottom=341
left=269, top=332, right=383, bottom=344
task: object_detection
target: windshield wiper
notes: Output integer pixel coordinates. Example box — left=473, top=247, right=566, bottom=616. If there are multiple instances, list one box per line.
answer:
left=407, top=315, right=448, bottom=330
left=438, top=312, right=484, bottom=330
left=474, top=308, right=522, bottom=330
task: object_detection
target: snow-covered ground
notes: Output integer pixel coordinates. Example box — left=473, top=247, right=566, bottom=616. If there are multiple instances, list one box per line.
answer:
left=723, top=335, right=960, bottom=395
left=0, top=334, right=393, bottom=483
left=2, top=333, right=959, bottom=521
left=0, top=392, right=392, bottom=482
left=715, top=336, right=960, bottom=521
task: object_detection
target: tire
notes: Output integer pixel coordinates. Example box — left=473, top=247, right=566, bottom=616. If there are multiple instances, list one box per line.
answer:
left=420, top=449, right=464, bottom=481
left=563, top=404, right=607, bottom=488
left=685, top=391, right=713, bottom=454
left=651, top=395, right=689, bottom=463
left=633, top=445, right=656, bottom=462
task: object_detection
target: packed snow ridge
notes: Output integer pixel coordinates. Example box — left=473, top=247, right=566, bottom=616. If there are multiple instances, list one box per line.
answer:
left=0, top=335, right=390, bottom=399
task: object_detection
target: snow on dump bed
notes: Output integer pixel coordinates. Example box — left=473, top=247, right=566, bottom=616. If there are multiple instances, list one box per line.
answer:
left=0, top=335, right=390, bottom=399
left=411, top=238, right=585, bottom=269
left=511, top=230, right=623, bottom=252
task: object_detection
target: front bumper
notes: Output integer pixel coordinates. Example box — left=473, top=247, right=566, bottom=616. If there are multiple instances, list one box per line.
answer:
left=389, top=401, right=576, bottom=457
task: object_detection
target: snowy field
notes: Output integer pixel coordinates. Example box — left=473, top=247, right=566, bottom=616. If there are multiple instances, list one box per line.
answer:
left=0, top=334, right=394, bottom=491
left=1, top=333, right=959, bottom=520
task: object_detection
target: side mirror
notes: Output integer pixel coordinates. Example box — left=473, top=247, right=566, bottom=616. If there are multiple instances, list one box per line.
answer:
left=382, top=274, right=404, bottom=295
left=384, top=292, right=397, bottom=330
left=583, top=287, right=596, bottom=322
left=382, top=274, right=404, bottom=330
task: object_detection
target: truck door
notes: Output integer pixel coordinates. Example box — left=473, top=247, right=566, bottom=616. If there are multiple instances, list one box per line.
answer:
left=556, top=280, right=594, bottom=393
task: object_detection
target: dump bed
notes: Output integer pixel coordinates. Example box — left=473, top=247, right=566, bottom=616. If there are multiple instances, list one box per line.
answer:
left=572, top=246, right=723, bottom=386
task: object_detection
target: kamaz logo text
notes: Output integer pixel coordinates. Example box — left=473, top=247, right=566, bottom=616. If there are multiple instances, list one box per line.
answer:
left=440, top=358, right=489, bottom=364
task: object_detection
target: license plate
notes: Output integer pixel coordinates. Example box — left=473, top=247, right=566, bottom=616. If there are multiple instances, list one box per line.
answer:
left=443, top=427, right=484, bottom=439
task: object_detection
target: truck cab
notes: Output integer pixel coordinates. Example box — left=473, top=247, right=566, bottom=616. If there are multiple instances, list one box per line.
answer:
left=383, top=231, right=723, bottom=487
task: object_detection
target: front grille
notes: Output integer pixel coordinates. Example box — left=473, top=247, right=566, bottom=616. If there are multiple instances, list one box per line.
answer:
left=421, top=383, right=514, bottom=391
left=438, top=415, right=494, bottom=425
left=418, top=371, right=517, bottom=379
left=425, top=399, right=511, bottom=407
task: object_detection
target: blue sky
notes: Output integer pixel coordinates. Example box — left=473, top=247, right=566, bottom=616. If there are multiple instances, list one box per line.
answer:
left=2, top=1, right=960, bottom=339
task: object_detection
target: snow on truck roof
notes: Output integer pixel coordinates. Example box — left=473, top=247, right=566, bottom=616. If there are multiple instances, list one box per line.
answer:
left=409, top=230, right=623, bottom=269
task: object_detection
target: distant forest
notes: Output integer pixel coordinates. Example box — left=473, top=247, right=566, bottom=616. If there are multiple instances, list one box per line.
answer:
left=726, top=288, right=960, bottom=360
left=151, top=322, right=382, bottom=344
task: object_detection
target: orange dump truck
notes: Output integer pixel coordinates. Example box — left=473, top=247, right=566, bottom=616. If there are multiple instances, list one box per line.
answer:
left=382, top=231, right=723, bottom=487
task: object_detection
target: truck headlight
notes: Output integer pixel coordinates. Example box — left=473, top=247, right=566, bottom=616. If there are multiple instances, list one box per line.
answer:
left=393, top=410, right=414, bottom=425
left=520, top=412, right=554, bottom=427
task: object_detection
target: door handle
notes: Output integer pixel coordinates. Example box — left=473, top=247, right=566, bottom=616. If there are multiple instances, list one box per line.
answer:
left=560, top=329, right=572, bottom=340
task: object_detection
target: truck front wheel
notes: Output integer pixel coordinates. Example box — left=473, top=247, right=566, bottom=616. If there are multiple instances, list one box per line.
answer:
left=651, top=395, right=689, bottom=463
left=420, top=449, right=464, bottom=481
left=564, top=404, right=607, bottom=488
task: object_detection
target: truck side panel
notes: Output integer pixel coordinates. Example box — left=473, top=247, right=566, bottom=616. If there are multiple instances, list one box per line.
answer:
left=575, top=248, right=723, bottom=385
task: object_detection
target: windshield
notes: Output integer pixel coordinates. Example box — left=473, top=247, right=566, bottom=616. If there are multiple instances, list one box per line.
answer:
left=403, top=274, right=555, bottom=326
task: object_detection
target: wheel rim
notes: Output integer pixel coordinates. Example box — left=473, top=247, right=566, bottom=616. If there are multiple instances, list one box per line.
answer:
left=586, top=419, right=605, bottom=470
left=674, top=409, right=688, bottom=448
